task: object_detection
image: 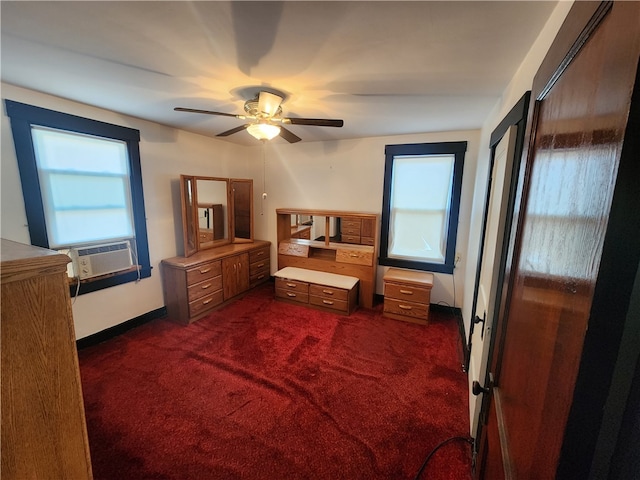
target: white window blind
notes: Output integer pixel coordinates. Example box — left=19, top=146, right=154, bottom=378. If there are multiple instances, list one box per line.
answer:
left=31, top=126, right=135, bottom=249
left=388, top=154, right=454, bottom=264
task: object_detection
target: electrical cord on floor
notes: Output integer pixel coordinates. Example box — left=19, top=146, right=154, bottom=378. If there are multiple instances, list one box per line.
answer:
left=413, top=435, right=474, bottom=480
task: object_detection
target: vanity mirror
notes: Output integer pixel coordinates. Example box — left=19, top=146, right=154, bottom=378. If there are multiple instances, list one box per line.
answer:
left=285, top=214, right=374, bottom=245
left=180, top=175, right=254, bottom=256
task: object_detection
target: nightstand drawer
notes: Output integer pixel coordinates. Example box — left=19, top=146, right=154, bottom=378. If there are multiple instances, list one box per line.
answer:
left=383, top=297, right=429, bottom=322
left=384, top=282, right=431, bottom=305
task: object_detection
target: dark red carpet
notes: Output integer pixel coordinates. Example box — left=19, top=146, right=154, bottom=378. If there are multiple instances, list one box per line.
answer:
left=78, top=282, right=472, bottom=479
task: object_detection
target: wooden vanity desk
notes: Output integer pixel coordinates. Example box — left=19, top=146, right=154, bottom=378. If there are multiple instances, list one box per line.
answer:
left=276, top=209, right=379, bottom=309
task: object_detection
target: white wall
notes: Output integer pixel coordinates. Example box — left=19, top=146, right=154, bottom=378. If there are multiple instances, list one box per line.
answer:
left=460, top=0, right=574, bottom=339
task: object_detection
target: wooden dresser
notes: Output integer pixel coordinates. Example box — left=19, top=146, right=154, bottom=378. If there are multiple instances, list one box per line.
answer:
left=161, top=240, right=270, bottom=324
left=383, top=268, right=433, bottom=325
left=276, top=209, right=379, bottom=309
left=1, top=239, right=92, bottom=480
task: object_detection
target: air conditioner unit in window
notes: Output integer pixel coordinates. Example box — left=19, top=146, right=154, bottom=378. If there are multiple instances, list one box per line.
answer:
left=70, top=240, right=134, bottom=280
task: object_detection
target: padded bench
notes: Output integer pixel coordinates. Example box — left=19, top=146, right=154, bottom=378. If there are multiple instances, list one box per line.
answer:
left=274, top=267, right=359, bottom=315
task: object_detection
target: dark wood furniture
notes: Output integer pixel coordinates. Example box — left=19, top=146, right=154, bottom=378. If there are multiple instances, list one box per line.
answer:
left=276, top=209, right=379, bottom=309
left=161, top=240, right=270, bottom=325
left=383, top=268, right=433, bottom=324
left=1, top=239, right=92, bottom=480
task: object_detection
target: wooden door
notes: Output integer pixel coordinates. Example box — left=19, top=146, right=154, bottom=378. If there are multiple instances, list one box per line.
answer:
left=477, top=2, right=640, bottom=478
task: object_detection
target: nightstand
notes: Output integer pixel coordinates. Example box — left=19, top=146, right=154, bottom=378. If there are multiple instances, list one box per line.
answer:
left=383, top=268, right=434, bottom=325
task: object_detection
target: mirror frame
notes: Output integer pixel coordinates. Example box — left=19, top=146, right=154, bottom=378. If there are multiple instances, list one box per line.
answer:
left=180, top=174, right=255, bottom=256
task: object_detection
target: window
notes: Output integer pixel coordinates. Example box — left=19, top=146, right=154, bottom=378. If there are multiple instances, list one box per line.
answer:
left=5, top=100, right=151, bottom=294
left=380, top=142, right=466, bottom=274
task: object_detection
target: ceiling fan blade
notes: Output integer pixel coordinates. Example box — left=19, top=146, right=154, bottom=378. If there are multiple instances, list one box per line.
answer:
left=279, top=126, right=302, bottom=143
left=217, top=124, right=250, bottom=137
left=282, top=117, right=344, bottom=127
left=258, top=91, right=283, bottom=117
left=174, top=107, right=241, bottom=119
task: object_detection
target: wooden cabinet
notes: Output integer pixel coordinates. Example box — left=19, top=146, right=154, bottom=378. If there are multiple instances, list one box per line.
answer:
left=383, top=268, right=433, bottom=325
left=161, top=240, right=270, bottom=324
left=1, top=239, right=92, bottom=480
left=222, top=253, right=249, bottom=300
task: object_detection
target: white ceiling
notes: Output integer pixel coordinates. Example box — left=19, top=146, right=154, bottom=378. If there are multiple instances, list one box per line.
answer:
left=1, top=1, right=558, bottom=146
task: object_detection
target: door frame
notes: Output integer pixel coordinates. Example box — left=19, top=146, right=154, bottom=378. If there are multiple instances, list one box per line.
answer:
left=467, top=92, right=530, bottom=449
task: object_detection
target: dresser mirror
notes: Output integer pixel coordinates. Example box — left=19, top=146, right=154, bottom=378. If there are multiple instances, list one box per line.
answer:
left=180, top=175, right=254, bottom=256
left=286, top=214, right=374, bottom=246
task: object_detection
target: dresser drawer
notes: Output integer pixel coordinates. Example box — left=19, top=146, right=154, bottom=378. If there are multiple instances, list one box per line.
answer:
left=383, top=297, right=429, bottom=322
left=309, top=283, right=349, bottom=301
left=341, top=217, right=362, bottom=229
left=336, top=247, right=373, bottom=266
left=249, top=246, right=270, bottom=263
left=276, top=277, right=309, bottom=294
left=341, top=225, right=361, bottom=236
left=309, top=294, right=348, bottom=313
left=385, top=282, right=431, bottom=305
left=250, top=258, right=269, bottom=275
left=189, top=290, right=224, bottom=318
left=187, top=275, right=222, bottom=302
left=186, top=260, right=221, bottom=285
left=360, top=236, right=375, bottom=246
left=340, top=234, right=361, bottom=244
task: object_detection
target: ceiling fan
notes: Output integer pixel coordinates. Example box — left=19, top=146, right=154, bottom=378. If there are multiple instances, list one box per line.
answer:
left=174, top=91, right=343, bottom=143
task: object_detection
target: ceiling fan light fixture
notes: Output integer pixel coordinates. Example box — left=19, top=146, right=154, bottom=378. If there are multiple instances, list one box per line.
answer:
left=247, top=123, right=281, bottom=141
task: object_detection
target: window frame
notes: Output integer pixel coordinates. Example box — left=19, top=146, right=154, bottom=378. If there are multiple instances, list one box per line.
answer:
left=380, top=141, right=467, bottom=274
left=5, top=99, right=151, bottom=294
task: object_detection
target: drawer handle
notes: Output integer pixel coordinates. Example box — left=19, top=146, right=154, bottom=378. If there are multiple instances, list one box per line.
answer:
left=286, top=292, right=297, bottom=298
left=349, top=253, right=359, bottom=258
left=286, top=283, right=297, bottom=288
left=322, top=300, right=334, bottom=305
left=400, top=289, right=413, bottom=295
left=202, top=298, right=213, bottom=305
left=322, top=289, right=334, bottom=295
left=199, top=268, right=211, bottom=274
left=257, top=274, right=265, bottom=280
left=256, top=251, right=264, bottom=256
left=256, top=262, right=265, bottom=268
left=201, top=283, right=212, bottom=290
left=398, top=304, right=413, bottom=310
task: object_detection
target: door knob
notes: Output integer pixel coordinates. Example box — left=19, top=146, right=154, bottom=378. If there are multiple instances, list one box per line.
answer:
left=472, top=381, right=490, bottom=396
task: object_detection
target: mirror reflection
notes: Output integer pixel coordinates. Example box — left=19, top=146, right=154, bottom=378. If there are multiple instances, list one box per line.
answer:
left=287, top=214, right=374, bottom=246
left=180, top=175, right=255, bottom=256
left=196, top=178, right=228, bottom=249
